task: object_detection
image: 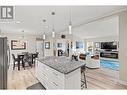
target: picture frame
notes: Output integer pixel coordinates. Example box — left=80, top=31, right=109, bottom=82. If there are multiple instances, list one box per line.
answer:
left=76, top=41, right=83, bottom=49
left=11, top=40, right=26, bottom=50
left=45, top=42, right=50, bottom=49
left=57, top=43, right=62, bottom=48
left=94, top=42, right=100, bottom=48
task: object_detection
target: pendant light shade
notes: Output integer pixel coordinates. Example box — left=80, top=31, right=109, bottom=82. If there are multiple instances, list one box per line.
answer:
left=43, top=34, right=45, bottom=39
left=52, top=29, right=55, bottom=38
left=43, top=19, right=46, bottom=40
left=68, top=7, right=72, bottom=34
left=69, top=24, right=72, bottom=34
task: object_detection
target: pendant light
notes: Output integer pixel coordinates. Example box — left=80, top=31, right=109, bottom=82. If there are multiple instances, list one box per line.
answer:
left=22, top=30, right=24, bottom=39
left=69, top=7, right=72, bottom=34
left=22, top=30, right=25, bottom=42
left=19, top=30, right=24, bottom=42
left=43, top=34, right=45, bottom=40
left=43, top=19, right=46, bottom=40
left=51, top=12, right=55, bottom=38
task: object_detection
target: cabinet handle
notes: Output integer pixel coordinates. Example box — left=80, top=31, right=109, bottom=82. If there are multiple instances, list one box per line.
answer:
left=52, top=82, right=58, bottom=86
left=53, top=72, right=58, bottom=76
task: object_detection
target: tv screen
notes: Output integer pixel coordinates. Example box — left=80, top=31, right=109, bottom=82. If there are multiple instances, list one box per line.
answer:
left=101, top=42, right=117, bottom=50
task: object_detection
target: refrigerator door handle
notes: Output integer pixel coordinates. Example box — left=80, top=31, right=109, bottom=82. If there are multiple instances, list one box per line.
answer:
left=7, top=45, right=11, bottom=69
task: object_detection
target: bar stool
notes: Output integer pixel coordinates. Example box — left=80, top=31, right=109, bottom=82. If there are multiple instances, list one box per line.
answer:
left=81, top=64, right=87, bottom=89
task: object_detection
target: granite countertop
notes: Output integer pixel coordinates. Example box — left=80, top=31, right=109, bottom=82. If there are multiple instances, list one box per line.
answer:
left=37, top=56, right=85, bottom=74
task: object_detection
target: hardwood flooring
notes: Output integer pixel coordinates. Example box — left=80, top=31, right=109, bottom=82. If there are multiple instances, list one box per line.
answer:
left=8, top=66, right=38, bottom=89
left=8, top=65, right=127, bottom=90
left=84, top=68, right=127, bottom=89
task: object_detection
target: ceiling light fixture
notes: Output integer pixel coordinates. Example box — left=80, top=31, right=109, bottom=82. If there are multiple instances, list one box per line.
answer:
left=43, top=19, right=46, bottom=40
left=22, top=30, right=24, bottom=39
left=69, top=7, right=72, bottom=34
left=51, top=12, right=55, bottom=38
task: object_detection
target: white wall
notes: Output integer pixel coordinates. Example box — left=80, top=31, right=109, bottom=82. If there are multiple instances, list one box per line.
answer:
left=72, top=35, right=85, bottom=53
left=36, top=41, right=44, bottom=58
left=73, top=16, right=119, bottom=39
left=56, top=39, right=67, bottom=51
left=44, top=37, right=54, bottom=57
left=119, top=10, right=127, bottom=83
left=85, top=36, right=119, bottom=42
left=2, top=33, right=37, bottom=64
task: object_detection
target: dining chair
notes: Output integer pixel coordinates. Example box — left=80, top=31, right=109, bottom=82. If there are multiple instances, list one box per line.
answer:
left=23, top=53, right=33, bottom=68
left=32, top=52, right=39, bottom=65
left=12, top=54, right=19, bottom=70
left=28, top=54, right=33, bottom=67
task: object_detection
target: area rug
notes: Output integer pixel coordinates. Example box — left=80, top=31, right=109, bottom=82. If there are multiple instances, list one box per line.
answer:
left=27, top=82, right=46, bottom=90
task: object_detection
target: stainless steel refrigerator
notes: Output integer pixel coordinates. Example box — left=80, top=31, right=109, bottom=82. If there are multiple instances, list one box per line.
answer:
left=0, top=37, right=10, bottom=89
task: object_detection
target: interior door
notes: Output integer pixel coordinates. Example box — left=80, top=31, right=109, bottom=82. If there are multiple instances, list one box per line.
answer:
left=37, top=41, right=44, bottom=58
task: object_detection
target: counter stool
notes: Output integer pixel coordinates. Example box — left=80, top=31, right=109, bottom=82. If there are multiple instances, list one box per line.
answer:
left=81, top=64, right=87, bottom=89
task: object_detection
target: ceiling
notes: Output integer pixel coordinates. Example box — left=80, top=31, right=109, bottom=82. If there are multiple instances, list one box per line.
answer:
left=0, top=6, right=127, bottom=38
left=72, top=16, right=119, bottom=39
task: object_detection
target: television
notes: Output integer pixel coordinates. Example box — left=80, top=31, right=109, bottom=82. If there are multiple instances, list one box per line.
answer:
left=101, top=42, right=117, bottom=50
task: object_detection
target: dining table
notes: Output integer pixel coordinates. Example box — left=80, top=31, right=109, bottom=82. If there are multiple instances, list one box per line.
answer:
left=17, top=52, right=37, bottom=70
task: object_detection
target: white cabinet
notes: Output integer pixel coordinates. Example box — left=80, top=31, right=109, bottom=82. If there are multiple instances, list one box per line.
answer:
left=35, top=60, right=81, bottom=89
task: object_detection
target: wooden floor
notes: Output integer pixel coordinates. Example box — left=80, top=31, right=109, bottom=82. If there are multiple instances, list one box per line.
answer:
left=8, top=65, right=127, bottom=90
left=84, top=68, right=127, bottom=89
left=8, top=66, right=38, bottom=89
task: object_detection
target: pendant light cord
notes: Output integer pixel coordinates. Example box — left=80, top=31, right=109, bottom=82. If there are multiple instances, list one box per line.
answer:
left=22, top=30, right=24, bottom=39
left=43, top=19, right=46, bottom=34
left=69, top=7, right=72, bottom=25
left=52, top=12, right=55, bottom=31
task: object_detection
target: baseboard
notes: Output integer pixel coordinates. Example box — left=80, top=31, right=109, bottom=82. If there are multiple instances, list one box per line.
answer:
left=118, top=79, right=127, bottom=85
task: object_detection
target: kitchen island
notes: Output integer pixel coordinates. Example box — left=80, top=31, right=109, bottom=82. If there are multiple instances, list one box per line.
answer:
left=35, top=56, right=85, bottom=89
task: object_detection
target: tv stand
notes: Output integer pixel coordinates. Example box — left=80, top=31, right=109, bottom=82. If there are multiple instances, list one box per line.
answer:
left=100, top=51, right=118, bottom=59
